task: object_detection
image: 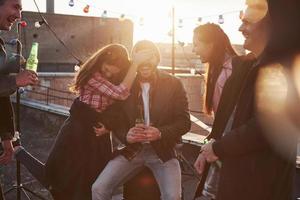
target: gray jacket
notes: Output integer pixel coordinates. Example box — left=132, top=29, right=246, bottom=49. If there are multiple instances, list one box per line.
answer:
left=0, top=37, right=18, bottom=96
left=0, top=37, right=18, bottom=140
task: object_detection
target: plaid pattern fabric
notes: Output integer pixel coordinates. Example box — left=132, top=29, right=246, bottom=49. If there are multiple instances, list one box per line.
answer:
left=79, top=72, right=130, bottom=112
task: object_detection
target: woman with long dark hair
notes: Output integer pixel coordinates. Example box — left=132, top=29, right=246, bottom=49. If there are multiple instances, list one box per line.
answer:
left=193, top=23, right=237, bottom=115
left=14, top=44, right=152, bottom=200
left=193, top=23, right=256, bottom=200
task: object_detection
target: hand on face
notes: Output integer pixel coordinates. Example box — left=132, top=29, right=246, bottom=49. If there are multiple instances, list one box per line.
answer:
left=131, top=49, right=156, bottom=68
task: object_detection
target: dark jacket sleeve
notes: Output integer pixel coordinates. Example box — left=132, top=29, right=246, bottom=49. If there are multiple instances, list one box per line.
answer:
left=0, top=75, right=17, bottom=96
left=0, top=97, right=15, bottom=141
left=100, top=101, right=128, bottom=144
left=0, top=40, right=18, bottom=96
left=212, top=117, right=269, bottom=159
left=157, top=79, right=191, bottom=143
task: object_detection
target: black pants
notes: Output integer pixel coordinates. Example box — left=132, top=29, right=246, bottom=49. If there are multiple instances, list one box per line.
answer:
left=0, top=183, right=4, bottom=200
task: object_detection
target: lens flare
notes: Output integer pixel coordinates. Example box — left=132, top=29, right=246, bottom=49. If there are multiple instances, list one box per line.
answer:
left=256, top=63, right=299, bottom=158
left=243, top=0, right=268, bottom=23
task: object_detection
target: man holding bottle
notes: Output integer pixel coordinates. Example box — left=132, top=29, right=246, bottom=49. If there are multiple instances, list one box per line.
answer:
left=92, top=40, right=191, bottom=200
left=0, top=0, right=38, bottom=198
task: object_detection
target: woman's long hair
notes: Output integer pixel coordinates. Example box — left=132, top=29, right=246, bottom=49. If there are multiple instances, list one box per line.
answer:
left=194, top=23, right=237, bottom=114
left=71, top=44, right=131, bottom=93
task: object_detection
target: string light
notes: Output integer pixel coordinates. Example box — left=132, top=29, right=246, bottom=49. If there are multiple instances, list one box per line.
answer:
left=101, top=10, right=108, bottom=18
left=197, top=17, right=202, bottom=25
left=67, top=1, right=242, bottom=26
left=19, top=21, right=27, bottom=27
left=139, top=17, right=144, bottom=26
left=119, top=14, right=125, bottom=21
left=68, top=0, right=74, bottom=7
left=83, top=5, right=90, bottom=13
left=218, top=15, right=224, bottom=24
left=34, top=20, right=45, bottom=28
left=178, top=19, right=183, bottom=28
left=74, top=64, right=81, bottom=72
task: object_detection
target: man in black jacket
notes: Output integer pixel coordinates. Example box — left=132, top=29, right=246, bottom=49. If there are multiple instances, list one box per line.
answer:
left=92, top=40, right=191, bottom=200
left=0, top=0, right=38, bottom=198
left=195, top=0, right=300, bottom=199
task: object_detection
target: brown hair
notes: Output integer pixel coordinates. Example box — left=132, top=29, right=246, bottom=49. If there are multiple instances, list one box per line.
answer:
left=71, top=44, right=130, bottom=92
left=194, top=23, right=237, bottom=114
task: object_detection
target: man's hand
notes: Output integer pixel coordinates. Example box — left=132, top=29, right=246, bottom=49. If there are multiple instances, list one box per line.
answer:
left=194, top=153, right=206, bottom=175
left=93, top=122, right=110, bottom=137
left=126, top=126, right=148, bottom=144
left=201, top=140, right=219, bottom=163
left=0, top=140, right=14, bottom=165
left=15, top=70, right=38, bottom=87
left=143, top=126, right=161, bottom=142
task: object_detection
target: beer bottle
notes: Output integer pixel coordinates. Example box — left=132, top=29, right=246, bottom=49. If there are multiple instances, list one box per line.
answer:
left=26, top=42, right=39, bottom=72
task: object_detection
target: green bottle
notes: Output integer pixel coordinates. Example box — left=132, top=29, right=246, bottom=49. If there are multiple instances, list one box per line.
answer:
left=26, top=42, right=39, bottom=72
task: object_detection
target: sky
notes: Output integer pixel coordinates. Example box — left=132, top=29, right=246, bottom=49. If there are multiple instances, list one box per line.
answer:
left=23, top=0, right=246, bottom=44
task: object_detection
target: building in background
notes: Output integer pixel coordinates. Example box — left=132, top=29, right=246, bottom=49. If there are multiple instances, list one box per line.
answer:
left=1, top=11, right=133, bottom=72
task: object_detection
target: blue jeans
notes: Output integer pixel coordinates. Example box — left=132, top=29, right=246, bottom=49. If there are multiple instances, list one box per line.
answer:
left=92, top=144, right=181, bottom=200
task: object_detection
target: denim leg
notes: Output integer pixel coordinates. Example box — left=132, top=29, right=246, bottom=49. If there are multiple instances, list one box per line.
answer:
left=15, top=148, right=48, bottom=188
left=92, top=154, right=144, bottom=200
left=144, top=147, right=182, bottom=200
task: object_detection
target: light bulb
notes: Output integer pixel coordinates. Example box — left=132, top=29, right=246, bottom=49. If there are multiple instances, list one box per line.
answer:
left=101, top=10, right=107, bottom=18
left=119, top=14, right=125, bottom=21
left=197, top=17, right=202, bottom=25
left=19, top=21, right=27, bottom=27
left=139, top=17, right=144, bottom=26
left=178, top=19, right=183, bottom=28
left=74, top=64, right=80, bottom=72
left=83, top=5, right=90, bottom=13
left=69, top=0, right=74, bottom=7
left=218, top=15, right=224, bottom=24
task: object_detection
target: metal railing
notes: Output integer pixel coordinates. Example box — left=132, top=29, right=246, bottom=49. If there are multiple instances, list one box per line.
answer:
left=21, top=84, right=75, bottom=107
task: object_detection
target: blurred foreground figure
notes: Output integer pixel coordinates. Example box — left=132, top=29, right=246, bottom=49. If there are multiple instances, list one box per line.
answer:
left=194, top=0, right=300, bottom=199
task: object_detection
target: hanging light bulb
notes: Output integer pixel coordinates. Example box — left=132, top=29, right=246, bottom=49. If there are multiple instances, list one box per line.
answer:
left=197, top=17, right=202, bottom=25
left=83, top=5, right=90, bottom=13
left=34, top=20, right=45, bottom=28
left=74, top=64, right=81, bottom=72
left=139, top=17, right=144, bottom=26
left=178, top=40, right=185, bottom=47
left=101, top=10, right=107, bottom=18
left=68, top=0, right=74, bottom=7
left=19, top=21, right=27, bottom=27
left=218, top=15, right=224, bottom=24
left=178, top=19, right=183, bottom=28
left=119, top=14, right=125, bottom=21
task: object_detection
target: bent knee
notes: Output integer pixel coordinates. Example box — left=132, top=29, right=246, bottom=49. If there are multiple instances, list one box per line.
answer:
left=162, top=192, right=181, bottom=200
left=91, top=181, right=111, bottom=200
